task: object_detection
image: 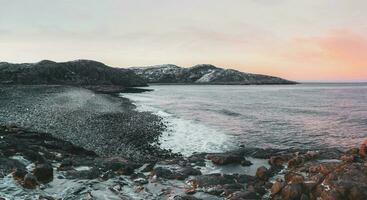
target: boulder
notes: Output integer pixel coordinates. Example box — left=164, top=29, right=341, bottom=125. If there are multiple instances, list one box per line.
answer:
left=152, top=166, right=201, bottom=180
left=269, top=156, right=285, bottom=167
left=281, top=183, right=303, bottom=200
left=207, top=153, right=252, bottom=166
left=271, top=181, right=285, bottom=195
left=12, top=167, right=27, bottom=181
left=23, top=173, right=38, bottom=189
left=320, top=163, right=367, bottom=200
left=359, top=140, right=367, bottom=158
left=173, top=195, right=201, bottom=200
left=103, top=157, right=137, bottom=175
left=256, top=166, right=270, bottom=181
left=228, top=191, right=260, bottom=200
left=33, top=162, right=53, bottom=183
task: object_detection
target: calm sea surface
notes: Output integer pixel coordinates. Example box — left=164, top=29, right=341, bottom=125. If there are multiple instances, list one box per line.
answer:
left=122, top=83, right=367, bottom=155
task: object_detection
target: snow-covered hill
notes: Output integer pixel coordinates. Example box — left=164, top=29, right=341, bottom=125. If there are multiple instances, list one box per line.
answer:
left=130, top=64, right=296, bottom=85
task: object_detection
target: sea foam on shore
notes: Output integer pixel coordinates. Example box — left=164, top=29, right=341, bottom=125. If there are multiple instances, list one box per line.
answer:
left=121, top=93, right=234, bottom=156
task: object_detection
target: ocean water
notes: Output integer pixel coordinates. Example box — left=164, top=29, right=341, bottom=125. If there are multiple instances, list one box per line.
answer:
left=122, top=83, right=367, bottom=155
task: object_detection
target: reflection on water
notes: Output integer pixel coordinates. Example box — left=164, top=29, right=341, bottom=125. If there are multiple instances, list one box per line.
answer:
left=123, top=83, right=367, bottom=153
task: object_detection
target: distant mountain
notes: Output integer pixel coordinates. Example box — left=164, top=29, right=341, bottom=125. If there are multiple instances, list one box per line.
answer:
left=130, top=64, right=296, bottom=85
left=0, top=60, right=146, bottom=87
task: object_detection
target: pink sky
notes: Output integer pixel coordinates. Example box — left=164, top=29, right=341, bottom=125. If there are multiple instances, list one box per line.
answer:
left=0, top=0, right=366, bottom=81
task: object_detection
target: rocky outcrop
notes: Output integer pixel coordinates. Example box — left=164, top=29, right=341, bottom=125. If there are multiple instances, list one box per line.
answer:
left=269, top=141, right=367, bottom=200
left=0, top=60, right=146, bottom=87
left=130, top=64, right=296, bottom=85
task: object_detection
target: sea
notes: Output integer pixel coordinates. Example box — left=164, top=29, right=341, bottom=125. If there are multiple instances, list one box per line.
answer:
left=122, top=83, right=367, bottom=156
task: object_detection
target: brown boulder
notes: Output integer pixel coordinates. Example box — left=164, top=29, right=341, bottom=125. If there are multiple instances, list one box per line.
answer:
left=256, top=166, right=270, bottom=181
left=271, top=181, right=285, bottom=195
left=281, top=183, right=303, bottom=200
left=320, top=163, right=367, bottom=200
left=206, top=153, right=252, bottom=166
left=269, top=156, right=284, bottom=167
left=359, top=140, right=367, bottom=158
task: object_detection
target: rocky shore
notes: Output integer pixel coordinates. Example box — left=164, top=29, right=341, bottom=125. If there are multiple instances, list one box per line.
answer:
left=1, top=85, right=366, bottom=200
left=1, top=123, right=367, bottom=199
left=0, top=85, right=169, bottom=162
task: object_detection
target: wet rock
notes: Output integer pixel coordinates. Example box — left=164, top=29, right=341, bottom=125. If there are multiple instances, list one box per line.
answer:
left=58, top=159, right=73, bottom=171
left=346, top=148, right=359, bottom=155
left=139, top=162, right=155, bottom=172
left=0, top=158, right=26, bottom=178
left=321, top=163, right=367, bottom=200
left=189, top=174, right=238, bottom=188
left=269, top=156, right=285, bottom=167
left=256, top=166, right=270, bottom=181
left=228, top=191, right=260, bottom=200
left=103, top=157, right=137, bottom=175
left=152, top=166, right=201, bottom=180
left=206, top=153, right=252, bottom=166
left=65, top=167, right=101, bottom=179
left=288, top=156, right=305, bottom=169
left=12, top=167, right=27, bottom=181
left=152, top=167, right=176, bottom=179
left=281, top=183, right=303, bottom=200
left=23, top=173, right=38, bottom=189
left=39, top=196, right=56, bottom=200
left=341, top=154, right=355, bottom=163
left=359, top=140, right=367, bottom=158
left=319, top=162, right=339, bottom=175
left=284, top=172, right=304, bottom=184
left=173, top=195, right=201, bottom=200
left=33, top=162, right=54, bottom=183
left=187, top=153, right=206, bottom=166
left=303, top=180, right=318, bottom=193
left=22, top=149, right=45, bottom=163
left=308, top=165, right=321, bottom=174
left=133, top=177, right=148, bottom=185
left=300, top=194, right=310, bottom=200
left=178, top=167, right=202, bottom=177
left=271, top=181, right=285, bottom=195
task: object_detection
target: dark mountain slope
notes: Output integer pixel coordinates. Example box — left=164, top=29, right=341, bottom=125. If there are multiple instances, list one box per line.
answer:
left=0, top=60, right=146, bottom=87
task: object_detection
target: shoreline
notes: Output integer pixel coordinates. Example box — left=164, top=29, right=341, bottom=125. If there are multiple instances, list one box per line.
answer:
left=1, top=85, right=367, bottom=199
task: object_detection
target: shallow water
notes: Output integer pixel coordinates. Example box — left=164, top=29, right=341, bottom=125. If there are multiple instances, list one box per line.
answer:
left=122, top=83, right=367, bottom=154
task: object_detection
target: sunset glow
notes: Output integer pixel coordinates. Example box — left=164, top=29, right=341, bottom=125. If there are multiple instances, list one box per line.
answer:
left=0, top=0, right=366, bottom=81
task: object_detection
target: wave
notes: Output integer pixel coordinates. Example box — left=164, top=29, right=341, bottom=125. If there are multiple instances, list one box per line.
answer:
left=121, top=93, right=235, bottom=156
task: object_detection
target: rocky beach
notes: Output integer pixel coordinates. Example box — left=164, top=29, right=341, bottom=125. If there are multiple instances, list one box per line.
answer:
left=1, top=84, right=367, bottom=200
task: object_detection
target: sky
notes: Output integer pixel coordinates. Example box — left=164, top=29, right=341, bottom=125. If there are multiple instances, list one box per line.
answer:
left=0, top=0, right=366, bottom=82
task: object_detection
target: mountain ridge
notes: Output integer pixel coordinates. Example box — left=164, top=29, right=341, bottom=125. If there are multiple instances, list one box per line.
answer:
left=130, top=64, right=297, bottom=85
left=0, top=60, right=146, bottom=87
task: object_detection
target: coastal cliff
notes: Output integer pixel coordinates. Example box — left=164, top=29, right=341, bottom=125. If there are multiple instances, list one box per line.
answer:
left=130, top=64, right=296, bottom=85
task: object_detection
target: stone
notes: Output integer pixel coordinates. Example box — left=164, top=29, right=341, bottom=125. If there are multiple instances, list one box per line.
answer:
left=33, top=162, right=53, bottom=183
left=58, top=159, right=73, bottom=171
left=271, top=181, right=285, bottom=195
left=256, top=166, right=270, bottom=181
left=281, top=183, right=303, bottom=200
left=269, top=156, right=285, bottom=167
left=173, top=195, right=200, bottom=200
left=341, top=155, right=355, bottom=163
left=359, top=139, right=367, bottom=158
left=12, top=167, right=27, bottom=181
left=321, top=163, right=367, bottom=200
left=23, top=173, right=38, bottom=189
left=207, top=153, right=250, bottom=165
left=103, top=157, right=136, bottom=175
left=288, top=156, right=304, bottom=168
left=228, top=191, right=260, bottom=200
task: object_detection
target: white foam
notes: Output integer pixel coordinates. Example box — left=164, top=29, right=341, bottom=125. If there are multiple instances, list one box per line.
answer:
left=121, top=93, right=233, bottom=156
